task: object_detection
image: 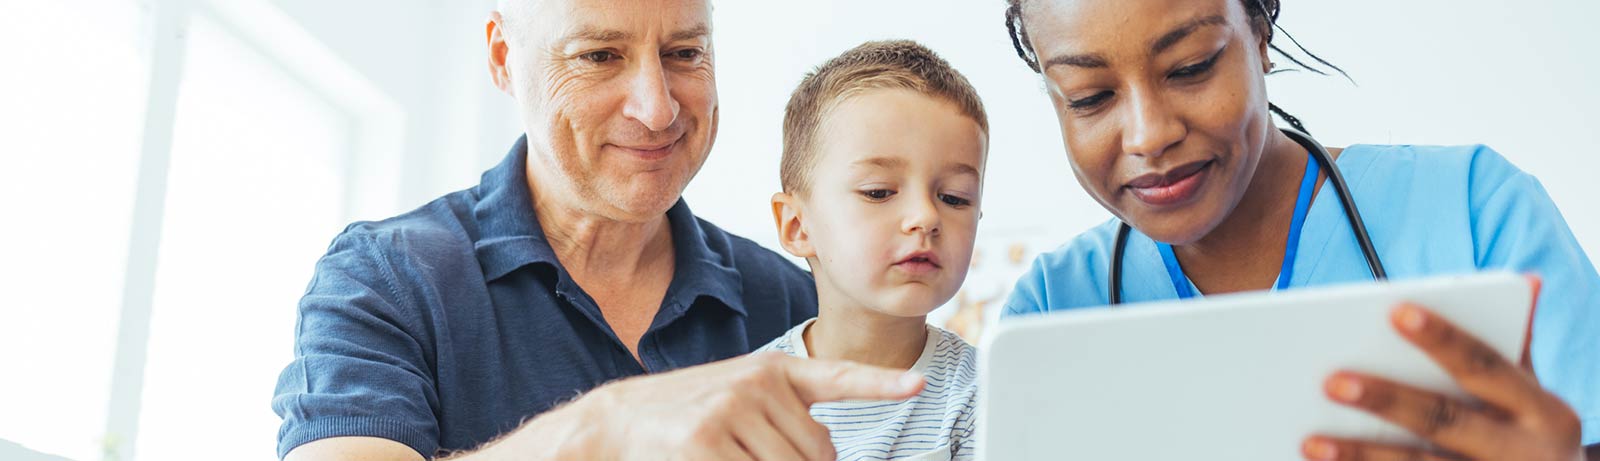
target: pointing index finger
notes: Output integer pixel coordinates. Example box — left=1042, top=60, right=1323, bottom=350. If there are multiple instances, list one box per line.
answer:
left=784, top=358, right=924, bottom=405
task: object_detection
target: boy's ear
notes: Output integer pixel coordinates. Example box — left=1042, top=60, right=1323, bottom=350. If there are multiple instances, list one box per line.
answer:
left=771, top=192, right=816, bottom=259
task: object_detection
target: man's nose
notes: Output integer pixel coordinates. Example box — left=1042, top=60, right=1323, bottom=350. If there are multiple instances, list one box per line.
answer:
left=622, top=55, right=681, bottom=132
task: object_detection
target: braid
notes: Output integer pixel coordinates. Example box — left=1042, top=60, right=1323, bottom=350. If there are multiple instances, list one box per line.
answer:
left=1268, top=102, right=1310, bottom=135
left=1004, top=2, right=1039, bottom=73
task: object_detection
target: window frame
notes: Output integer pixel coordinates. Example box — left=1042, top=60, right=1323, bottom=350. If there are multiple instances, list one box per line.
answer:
left=102, top=1, right=402, bottom=460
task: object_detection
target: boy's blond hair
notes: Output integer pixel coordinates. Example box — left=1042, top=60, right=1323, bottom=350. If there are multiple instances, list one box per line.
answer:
left=780, top=40, right=989, bottom=194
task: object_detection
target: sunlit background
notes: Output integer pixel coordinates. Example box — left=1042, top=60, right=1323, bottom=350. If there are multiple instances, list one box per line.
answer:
left=2, top=0, right=1596, bottom=460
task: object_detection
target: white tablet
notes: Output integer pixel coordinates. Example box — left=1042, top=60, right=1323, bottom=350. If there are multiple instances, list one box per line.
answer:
left=976, top=272, right=1533, bottom=460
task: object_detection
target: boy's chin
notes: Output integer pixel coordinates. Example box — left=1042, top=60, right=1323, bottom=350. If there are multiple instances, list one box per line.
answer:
left=865, top=286, right=957, bottom=318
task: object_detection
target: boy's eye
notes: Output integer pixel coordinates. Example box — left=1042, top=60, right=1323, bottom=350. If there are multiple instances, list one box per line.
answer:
left=940, top=194, right=972, bottom=207
left=860, top=189, right=895, bottom=201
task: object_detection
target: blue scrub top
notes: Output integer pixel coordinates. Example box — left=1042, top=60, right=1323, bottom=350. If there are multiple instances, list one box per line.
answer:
left=1003, top=144, right=1600, bottom=444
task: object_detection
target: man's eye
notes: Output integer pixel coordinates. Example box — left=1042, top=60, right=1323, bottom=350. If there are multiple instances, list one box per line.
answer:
left=861, top=189, right=895, bottom=200
left=940, top=194, right=972, bottom=207
left=581, top=51, right=619, bottom=63
left=668, top=49, right=702, bottom=60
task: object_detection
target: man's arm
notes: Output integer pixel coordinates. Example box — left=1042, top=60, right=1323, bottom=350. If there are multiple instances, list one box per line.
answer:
left=285, top=353, right=924, bottom=461
left=285, top=437, right=423, bottom=461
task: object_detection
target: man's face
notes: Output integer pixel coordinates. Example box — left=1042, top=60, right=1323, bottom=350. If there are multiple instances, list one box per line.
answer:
left=491, top=0, right=718, bottom=222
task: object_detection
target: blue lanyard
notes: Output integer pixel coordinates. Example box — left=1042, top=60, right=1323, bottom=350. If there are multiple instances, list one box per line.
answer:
left=1156, top=152, right=1320, bottom=299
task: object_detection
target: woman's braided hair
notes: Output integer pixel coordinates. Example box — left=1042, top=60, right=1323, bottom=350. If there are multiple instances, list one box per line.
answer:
left=1002, top=0, right=1348, bottom=135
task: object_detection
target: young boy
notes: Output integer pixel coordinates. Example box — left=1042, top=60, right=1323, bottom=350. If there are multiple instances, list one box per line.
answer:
left=758, top=40, right=988, bottom=461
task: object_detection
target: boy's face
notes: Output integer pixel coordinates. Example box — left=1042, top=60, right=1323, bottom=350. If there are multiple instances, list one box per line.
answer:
left=774, top=88, right=987, bottom=317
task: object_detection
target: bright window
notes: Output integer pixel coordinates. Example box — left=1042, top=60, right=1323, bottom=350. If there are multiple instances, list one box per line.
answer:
left=132, top=13, right=353, bottom=461
left=0, top=1, right=147, bottom=459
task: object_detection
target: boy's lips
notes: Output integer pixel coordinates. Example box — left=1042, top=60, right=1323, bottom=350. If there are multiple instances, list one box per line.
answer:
left=892, top=250, right=942, bottom=276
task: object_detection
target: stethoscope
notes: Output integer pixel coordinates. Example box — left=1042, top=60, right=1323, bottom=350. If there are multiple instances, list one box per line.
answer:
left=1108, top=128, right=1389, bottom=305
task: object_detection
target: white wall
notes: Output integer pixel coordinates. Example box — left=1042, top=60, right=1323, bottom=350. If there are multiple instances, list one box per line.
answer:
left=270, top=0, right=522, bottom=220
left=279, top=0, right=1600, bottom=260
left=690, top=0, right=1600, bottom=263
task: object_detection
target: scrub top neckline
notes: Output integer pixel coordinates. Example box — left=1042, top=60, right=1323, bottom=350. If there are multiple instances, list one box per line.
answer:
left=1156, top=150, right=1320, bottom=299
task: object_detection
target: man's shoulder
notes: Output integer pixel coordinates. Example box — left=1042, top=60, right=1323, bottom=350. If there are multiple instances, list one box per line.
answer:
left=690, top=216, right=814, bottom=286
left=315, top=190, right=486, bottom=296
left=333, top=191, right=479, bottom=259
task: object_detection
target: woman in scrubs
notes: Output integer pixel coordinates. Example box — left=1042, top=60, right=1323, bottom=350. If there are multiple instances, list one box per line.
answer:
left=998, top=0, right=1600, bottom=459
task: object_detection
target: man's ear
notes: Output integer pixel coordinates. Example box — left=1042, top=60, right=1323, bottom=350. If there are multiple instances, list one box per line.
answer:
left=771, top=192, right=816, bottom=259
left=486, top=12, right=514, bottom=95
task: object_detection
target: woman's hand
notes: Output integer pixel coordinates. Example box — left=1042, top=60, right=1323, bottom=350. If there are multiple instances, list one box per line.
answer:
left=1300, top=298, right=1585, bottom=461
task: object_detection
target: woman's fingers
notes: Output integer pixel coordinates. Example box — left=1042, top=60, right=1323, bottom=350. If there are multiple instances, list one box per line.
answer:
left=1389, top=304, right=1552, bottom=417
left=1302, top=436, right=1465, bottom=461
left=1323, top=371, right=1510, bottom=456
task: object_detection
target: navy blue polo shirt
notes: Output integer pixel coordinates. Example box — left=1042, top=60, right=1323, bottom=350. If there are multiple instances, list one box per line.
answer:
left=272, top=136, right=818, bottom=459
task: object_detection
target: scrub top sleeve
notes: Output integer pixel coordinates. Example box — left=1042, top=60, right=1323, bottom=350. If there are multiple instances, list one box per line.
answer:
left=1002, top=256, right=1052, bottom=317
left=272, top=231, right=442, bottom=459
left=1467, top=147, right=1600, bottom=445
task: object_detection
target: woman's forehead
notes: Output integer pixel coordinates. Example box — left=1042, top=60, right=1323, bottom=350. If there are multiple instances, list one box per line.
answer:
left=1023, top=0, right=1246, bottom=58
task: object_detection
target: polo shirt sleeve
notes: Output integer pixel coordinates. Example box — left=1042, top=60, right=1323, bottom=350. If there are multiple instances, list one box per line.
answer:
left=273, top=230, right=440, bottom=459
left=1466, top=146, right=1600, bottom=445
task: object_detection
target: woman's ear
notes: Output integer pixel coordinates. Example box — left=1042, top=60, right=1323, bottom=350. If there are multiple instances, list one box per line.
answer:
left=1255, top=29, right=1273, bottom=74
left=771, top=192, right=817, bottom=259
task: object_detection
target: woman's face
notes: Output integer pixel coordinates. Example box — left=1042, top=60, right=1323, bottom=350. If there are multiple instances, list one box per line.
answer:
left=1023, top=0, right=1275, bottom=244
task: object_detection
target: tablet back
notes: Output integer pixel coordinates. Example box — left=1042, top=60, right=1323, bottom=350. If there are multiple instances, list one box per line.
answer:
left=977, top=273, right=1532, bottom=460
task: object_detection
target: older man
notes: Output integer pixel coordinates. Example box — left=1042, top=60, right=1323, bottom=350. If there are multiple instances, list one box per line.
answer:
left=272, top=1, right=922, bottom=460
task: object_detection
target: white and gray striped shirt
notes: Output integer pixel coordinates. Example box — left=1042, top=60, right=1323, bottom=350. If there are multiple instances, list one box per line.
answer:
left=755, top=319, right=978, bottom=461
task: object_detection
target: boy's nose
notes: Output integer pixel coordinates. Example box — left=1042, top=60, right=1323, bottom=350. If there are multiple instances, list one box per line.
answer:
left=901, top=196, right=942, bottom=237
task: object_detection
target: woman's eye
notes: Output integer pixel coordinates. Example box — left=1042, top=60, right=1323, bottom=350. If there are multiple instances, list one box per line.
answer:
left=1067, top=91, right=1113, bottom=110
left=1170, top=48, right=1224, bottom=80
left=861, top=189, right=895, bottom=201
left=581, top=51, right=619, bottom=63
left=939, top=194, right=972, bottom=207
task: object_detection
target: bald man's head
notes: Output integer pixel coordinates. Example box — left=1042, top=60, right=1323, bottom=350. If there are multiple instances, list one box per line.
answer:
left=485, top=0, right=720, bottom=222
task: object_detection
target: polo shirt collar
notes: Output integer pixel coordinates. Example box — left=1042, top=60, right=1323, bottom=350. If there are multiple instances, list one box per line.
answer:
left=471, top=135, right=747, bottom=316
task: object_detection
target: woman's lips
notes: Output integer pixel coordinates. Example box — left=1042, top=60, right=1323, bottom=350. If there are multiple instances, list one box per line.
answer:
left=1125, top=159, right=1213, bottom=207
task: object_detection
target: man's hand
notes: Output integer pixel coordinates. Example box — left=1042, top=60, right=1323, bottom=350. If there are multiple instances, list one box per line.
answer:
left=1301, top=296, right=1587, bottom=461
left=478, top=352, right=925, bottom=461
left=288, top=353, right=922, bottom=461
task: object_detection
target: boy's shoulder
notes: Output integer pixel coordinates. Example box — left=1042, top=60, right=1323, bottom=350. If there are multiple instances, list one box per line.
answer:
left=923, top=325, right=979, bottom=397
left=753, top=318, right=812, bottom=357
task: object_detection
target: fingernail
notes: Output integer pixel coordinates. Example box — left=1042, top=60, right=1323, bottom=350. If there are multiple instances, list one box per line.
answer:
left=1398, top=306, right=1427, bottom=332
left=1328, top=375, right=1363, bottom=402
left=1302, top=439, right=1338, bottom=460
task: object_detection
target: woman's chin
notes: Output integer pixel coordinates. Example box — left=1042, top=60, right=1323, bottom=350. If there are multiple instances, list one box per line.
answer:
left=1125, top=210, right=1220, bottom=246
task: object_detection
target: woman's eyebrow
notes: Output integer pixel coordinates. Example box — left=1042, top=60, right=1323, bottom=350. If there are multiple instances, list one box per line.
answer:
left=1043, top=14, right=1228, bottom=71
left=1150, top=15, right=1228, bottom=55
